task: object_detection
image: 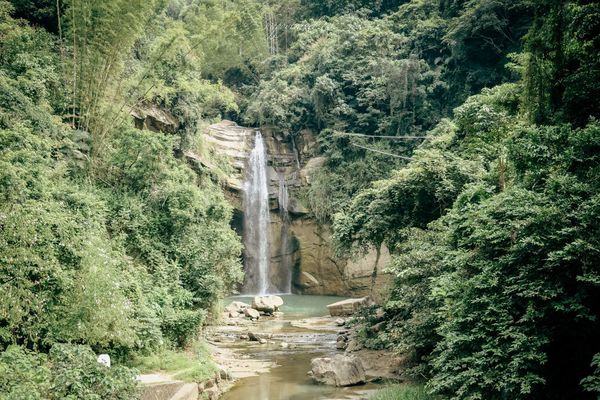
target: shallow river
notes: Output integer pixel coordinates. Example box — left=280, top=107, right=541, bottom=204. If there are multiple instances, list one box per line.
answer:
left=219, top=295, right=382, bottom=400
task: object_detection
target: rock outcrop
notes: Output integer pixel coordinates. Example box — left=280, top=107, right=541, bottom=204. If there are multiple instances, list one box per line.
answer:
left=309, top=355, right=366, bottom=386
left=326, top=297, right=372, bottom=317
left=131, top=104, right=179, bottom=134
left=202, top=121, right=392, bottom=297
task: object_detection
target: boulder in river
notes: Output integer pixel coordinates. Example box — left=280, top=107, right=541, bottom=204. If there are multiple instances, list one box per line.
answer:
left=225, top=301, right=250, bottom=314
left=326, top=297, right=371, bottom=317
left=244, top=308, right=260, bottom=319
left=252, top=295, right=284, bottom=313
left=310, top=355, right=366, bottom=386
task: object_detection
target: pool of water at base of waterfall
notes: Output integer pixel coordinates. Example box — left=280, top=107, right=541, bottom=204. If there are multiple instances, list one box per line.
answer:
left=219, top=295, right=384, bottom=400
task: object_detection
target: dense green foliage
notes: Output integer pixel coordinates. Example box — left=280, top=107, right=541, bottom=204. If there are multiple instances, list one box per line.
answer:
left=0, top=345, right=138, bottom=400
left=1, top=0, right=245, bottom=397
left=243, top=0, right=535, bottom=224
left=1, top=0, right=599, bottom=398
left=129, top=341, right=216, bottom=383
left=243, top=1, right=599, bottom=397
left=327, top=1, right=600, bottom=399
left=370, top=384, right=433, bottom=400
left=339, top=76, right=600, bottom=399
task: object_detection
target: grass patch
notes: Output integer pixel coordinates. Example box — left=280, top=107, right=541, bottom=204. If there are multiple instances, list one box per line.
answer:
left=129, top=342, right=217, bottom=383
left=370, top=384, right=433, bottom=400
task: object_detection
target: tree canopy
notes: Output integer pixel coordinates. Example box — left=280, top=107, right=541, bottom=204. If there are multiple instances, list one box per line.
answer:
left=1, top=0, right=599, bottom=398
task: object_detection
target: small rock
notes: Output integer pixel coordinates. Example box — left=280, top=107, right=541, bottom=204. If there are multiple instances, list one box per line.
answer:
left=244, top=308, right=260, bottom=319
left=298, top=271, right=320, bottom=288
left=280, top=342, right=289, bottom=349
left=336, top=341, right=347, bottom=350
left=239, top=334, right=249, bottom=340
left=97, top=354, right=110, bottom=368
left=259, top=338, right=267, bottom=344
left=225, top=301, right=251, bottom=314
left=202, top=386, right=220, bottom=400
left=335, top=318, right=346, bottom=326
left=248, top=332, right=272, bottom=341
left=345, top=338, right=363, bottom=352
left=219, top=368, right=232, bottom=381
left=203, top=379, right=216, bottom=389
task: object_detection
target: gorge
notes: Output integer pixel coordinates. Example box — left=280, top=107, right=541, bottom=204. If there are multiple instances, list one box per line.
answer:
left=2, top=1, right=598, bottom=399
left=200, top=120, right=392, bottom=298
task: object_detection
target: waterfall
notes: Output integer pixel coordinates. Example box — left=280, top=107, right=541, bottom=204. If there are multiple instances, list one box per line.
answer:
left=278, top=174, right=289, bottom=214
left=243, top=131, right=271, bottom=295
left=278, top=173, right=292, bottom=294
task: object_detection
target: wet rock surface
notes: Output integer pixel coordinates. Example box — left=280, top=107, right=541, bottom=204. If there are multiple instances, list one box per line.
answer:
left=203, top=121, right=393, bottom=297
left=208, top=295, right=405, bottom=400
left=310, top=355, right=366, bottom=386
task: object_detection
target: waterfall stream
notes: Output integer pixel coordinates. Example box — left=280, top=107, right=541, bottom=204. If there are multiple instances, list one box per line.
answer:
left=243, top=132, right=271, bottom=295
left=278, top=173, right=292, bottom=294
left=278, top=173, right=289, bottom=214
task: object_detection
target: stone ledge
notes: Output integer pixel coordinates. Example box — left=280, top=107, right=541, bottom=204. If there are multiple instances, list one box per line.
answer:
left=326, top=297, right=372, bottom=317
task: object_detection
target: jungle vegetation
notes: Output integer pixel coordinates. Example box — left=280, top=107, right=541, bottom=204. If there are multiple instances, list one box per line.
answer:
left=0, top=0, right=599, bottom=398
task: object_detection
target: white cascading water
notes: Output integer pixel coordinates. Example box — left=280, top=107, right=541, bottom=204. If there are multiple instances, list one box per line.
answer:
left=243, top=131, right=271, bottom=295
left=278, top=174, right=289, bottom=214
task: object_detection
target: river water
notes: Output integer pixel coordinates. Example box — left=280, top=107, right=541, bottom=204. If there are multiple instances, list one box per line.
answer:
left=219, top=295, right=382, bottom=400
left=243, top=132, right=271, bottom=295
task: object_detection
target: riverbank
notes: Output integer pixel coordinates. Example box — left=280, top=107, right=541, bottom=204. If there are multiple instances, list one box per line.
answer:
left=205, top=295, right=405, bottom=400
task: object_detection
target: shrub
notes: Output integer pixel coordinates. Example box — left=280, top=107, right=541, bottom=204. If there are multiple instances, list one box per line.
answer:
left=370, top=384, right=433, bottom=400
left=49, top=344, right=139, bottom=400
left=0, top=344, right=139, bottom=400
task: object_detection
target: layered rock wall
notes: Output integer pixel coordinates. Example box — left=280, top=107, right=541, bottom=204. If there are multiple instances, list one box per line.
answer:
left=203, top=121, right=391, bottom=298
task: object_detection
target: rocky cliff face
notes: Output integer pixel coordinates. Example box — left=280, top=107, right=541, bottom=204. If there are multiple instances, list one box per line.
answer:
left=202, top=121, right=391, bottom=298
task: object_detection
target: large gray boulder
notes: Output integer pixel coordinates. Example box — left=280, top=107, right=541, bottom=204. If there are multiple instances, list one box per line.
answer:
left=252, top=295, right=284, bottom=313
left=326, top=297, right=371, bottom=317
left=310, top=355, right=366, bottom=387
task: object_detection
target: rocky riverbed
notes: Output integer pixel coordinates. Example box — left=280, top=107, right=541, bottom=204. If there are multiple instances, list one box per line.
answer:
left=206, top=295, right=404, bottom=400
